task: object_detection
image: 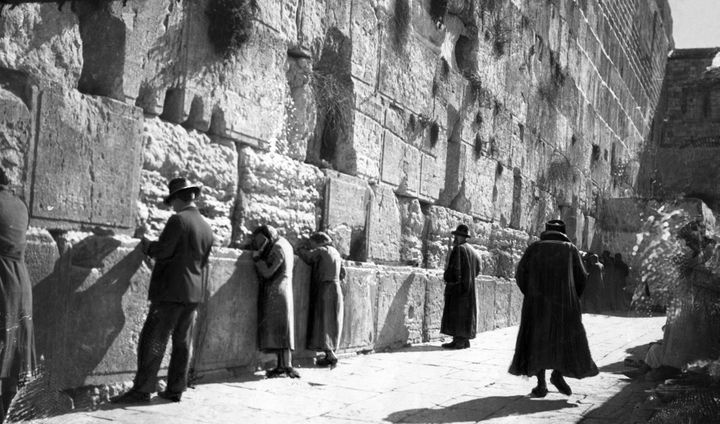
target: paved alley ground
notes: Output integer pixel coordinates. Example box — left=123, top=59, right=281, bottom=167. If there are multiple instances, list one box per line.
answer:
left=24, top=314, right=665, bottom=424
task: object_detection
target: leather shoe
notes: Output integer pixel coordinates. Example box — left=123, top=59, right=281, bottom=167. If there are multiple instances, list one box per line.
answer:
left=530, top=385, right=548, bottom=398
left=157, top=390, right=182, bottom=402
left=110, top=390, right=150, bottom=404
left=550, top=371, right=572, bottom=396
left=316, top=356, right=338, bottom=368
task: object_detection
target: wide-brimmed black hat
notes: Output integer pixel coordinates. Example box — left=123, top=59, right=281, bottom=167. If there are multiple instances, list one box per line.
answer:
left=451, top=224, right=471, bottom=238
left=163, top=177, right=201, bottom=205
left=545, top=219, right=566, bottom=234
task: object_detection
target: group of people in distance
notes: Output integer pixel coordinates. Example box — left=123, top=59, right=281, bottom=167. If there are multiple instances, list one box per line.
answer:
left=441, top=219, right=598, bottom=397
left=583, top=250, right=632, bottom=313
left=0, top=170, right=606, bottom=416
left=112, top=177, right=345, bottom=403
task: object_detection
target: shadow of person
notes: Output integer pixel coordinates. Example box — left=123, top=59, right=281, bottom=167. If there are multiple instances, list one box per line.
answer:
left=385, top=396, right=578, bottom=423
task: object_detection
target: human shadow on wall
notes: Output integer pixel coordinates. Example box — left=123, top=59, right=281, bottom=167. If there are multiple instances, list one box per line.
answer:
left=385, top=396, right=576, bottom=423
left=375, top=274, right=414, bottom=351
left=26, top=236, right=146, bottom=417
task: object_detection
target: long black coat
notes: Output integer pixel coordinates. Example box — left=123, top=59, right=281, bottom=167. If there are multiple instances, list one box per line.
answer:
left=508, top=231, right=598, bottom=379
left=147, top=206, right=214, bottom=304
left=441, top=243, right=481, bottom=339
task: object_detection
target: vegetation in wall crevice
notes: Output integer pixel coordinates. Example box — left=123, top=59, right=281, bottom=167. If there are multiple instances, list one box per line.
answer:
left=206, top=0, right=260, bottom=58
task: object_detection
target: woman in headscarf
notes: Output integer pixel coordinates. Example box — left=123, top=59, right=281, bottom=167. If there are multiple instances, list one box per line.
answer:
left=297, top=232, right=344, bottom=368
left=251, top=225, right=299, bottom=378
left=0, top=167, right=36, bottom=421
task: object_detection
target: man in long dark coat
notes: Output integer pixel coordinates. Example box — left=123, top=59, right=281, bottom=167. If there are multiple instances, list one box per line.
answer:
left=440, top=224, right=481, bottom=349
left=0, top=167, right=35, bottom=422
left=252, top=225, right=300, bottom=378
left=509, top=220, right=598, bottom=397
left=113, top=177, right=214, bottom=403
left=297, top=232, right=344, bottom=368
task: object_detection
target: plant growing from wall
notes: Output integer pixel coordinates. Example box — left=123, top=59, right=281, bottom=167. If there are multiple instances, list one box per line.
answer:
left=206, top=0, right=260, bottom=58
left=393, top=0, right=411, bottom=50
left=312, top=70, right=352, bottom=166
left=487, top=11, right=511, bottom=58
left=429, top=121, right=440, bottom=147
left=429, top=0, right=448, bottom=27
left=474, top=134, right=484, bottom=158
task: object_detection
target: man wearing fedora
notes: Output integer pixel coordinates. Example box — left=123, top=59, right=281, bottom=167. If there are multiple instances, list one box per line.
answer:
left=508, top=219, right=598, bottom=397
left=113, top=177, right=214, bottom=403
left=441, top=224, right=481, bottom=349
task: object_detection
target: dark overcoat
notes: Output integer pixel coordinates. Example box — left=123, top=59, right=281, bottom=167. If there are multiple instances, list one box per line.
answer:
left=256, top=237, right=295, bottom=351
left=297, top=244, right=344, bottom=351
left=508, top=231, right=598, bottom=379
left=441, top=242, right=481, bottom=339
left=581, top=260, right=605, bottom=313
left=0, top=187, right=36, bottom=379
left=147, top=206, right=214, bottom=304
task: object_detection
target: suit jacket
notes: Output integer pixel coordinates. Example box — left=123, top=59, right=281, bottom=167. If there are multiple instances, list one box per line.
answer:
left=147, top=205, right=214, bottom=303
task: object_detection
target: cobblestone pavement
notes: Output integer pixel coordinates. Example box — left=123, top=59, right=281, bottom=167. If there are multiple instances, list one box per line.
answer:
left=24, top=314, right=665, bottom=424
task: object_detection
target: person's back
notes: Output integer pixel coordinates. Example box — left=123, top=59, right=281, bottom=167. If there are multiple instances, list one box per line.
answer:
left=0, top=189, right=28, bottom=260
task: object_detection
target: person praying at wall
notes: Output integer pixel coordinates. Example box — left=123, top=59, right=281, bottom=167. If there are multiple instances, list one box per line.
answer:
left=509, top=219, right=598, bottom=397
left=0, top=167, right=36, bottom=423
left=252, top=225, right=300, bottom=378
left=613, top=253, right=631, bottom=311
left=440, top=224, right=481, bottom=349
left=112, top=177, right=214, bottom=404
left=581, top=253, right=605, bottom=313
left=296, top=232, right=345, bottom=368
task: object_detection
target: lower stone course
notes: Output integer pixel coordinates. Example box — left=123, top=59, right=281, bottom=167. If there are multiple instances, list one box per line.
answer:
left=24, top=231, right=523, bottom=407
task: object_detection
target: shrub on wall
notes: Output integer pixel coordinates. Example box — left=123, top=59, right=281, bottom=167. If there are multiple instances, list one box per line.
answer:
left=206, top=0, right=260, bottom=57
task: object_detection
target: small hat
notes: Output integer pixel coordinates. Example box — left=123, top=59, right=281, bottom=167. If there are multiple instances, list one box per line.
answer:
left=309, top=231, right=333, bottom=246
left=163, top=177, right=201, bottom=205
left=451, top=224, right=471, bottom=238
left=544, top=219, right=566, bottom=234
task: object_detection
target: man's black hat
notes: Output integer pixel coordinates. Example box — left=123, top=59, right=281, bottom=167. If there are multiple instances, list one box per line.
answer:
left=545, top=219, right=566, bottom=234
left=451, top=224, right=471, bottom=238
left=164, top=177, right=201, bottom=205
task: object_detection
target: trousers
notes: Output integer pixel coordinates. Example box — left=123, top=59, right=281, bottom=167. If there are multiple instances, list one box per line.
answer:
left=133, top=302, right=198, bottom=394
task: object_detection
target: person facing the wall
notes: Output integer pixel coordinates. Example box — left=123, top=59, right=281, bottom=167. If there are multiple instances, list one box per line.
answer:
left=509, top=219, right=598, bottom=397
left=113, top=177, right=214, bottom=403
left=0, top=167, right=36, bottom=422
left=440, top=224, right=481, bottom=349
left=296, top=232, right=344, bottom=368
left=252, top=225, right=300, bottom=378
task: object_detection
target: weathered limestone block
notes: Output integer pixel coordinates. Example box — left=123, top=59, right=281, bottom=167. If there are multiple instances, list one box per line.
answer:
left=444, top=145, right=497, bottom=220
left=193, top=250, right=258, bottom=372
left=48, top=234, right=152, bottom=388
left=375, top=267, right=427, bottom=349
left=322, top=171, right=372, bottom=260
left=236, top=146, right=324, bottom=245
left=476, top=276, right=496, bottom=333
left=399, top=197, right=425, bottom=266
left=284, top=56, right=315, bottom=161
left=0, top=4, right=82, bottom=88
left=508, top=280, right=523, bottom=326
left=336, top=110, right=384, bottom=180
left=339, top=263, right=378, bottom=352
left=378, top=28, right=436, bottom=115
left=31, top=87, right=143, bottom=230
left=256, top=0, right=299, bottom=43
left=140, top=117, right=238, bottom=245
left=75, top=0, right=184, bottom=105
left=0, top=84, right=33, bottom=193
left=493, top=279, right=514, bottom=330
left=420, top=138, right=448, bottom=201
left=381, top=129, right=421, bottom=197
left=350, top=0, right=380, bottom=84
left=367, top=183, right=402, bottom=263
left=422, top=270, right=445, bottom=341
left=424, top=205, right=473, bottom=269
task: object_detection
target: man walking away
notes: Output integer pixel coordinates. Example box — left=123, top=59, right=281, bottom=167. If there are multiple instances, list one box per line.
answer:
left=113, top=177, right=214, bottom=403
left=509, top=220, right=598, bottom=397
left=440, top=224, right=481, bottom=349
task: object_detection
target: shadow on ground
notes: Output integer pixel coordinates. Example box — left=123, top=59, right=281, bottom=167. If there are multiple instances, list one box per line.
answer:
left=385, top=396, right=578, bottom=423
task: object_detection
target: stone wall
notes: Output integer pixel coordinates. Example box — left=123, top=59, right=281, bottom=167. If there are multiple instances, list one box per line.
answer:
left=27, top=232, right=521, bottom=405
left=638, top=48, right=720, bottom=211
left=0, top=0, right=672, bottom=396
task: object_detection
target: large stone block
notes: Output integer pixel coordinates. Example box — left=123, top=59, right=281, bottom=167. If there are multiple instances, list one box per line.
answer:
left=0, top=4, right=82, bottom=88
left=381, top=130, right=421, bottom=197
left=339, top=264, right=378, bottom=352
left=322, top=171, right=372, bottom=260
left=30, top=87, right=144, bottom=230
left=399, top=197, right=425, bottom=266
left=0, top=82, right=33, bottom=194
left=476, top=276, right=496, bottom=333
left=367, top=183, right=402, bottom=263
left=193, top=250, right=259, bottom=373
left=49, top=235, right=152, bottom=388
left=493, top=280, right=514, bottom=330
left=375, top=268, right=427, bottom=349
left=422, top=270, right=445, bottom=341
left=236, top=146, right=325, bottom=245
left=140, top=117, right=238, bottom=245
